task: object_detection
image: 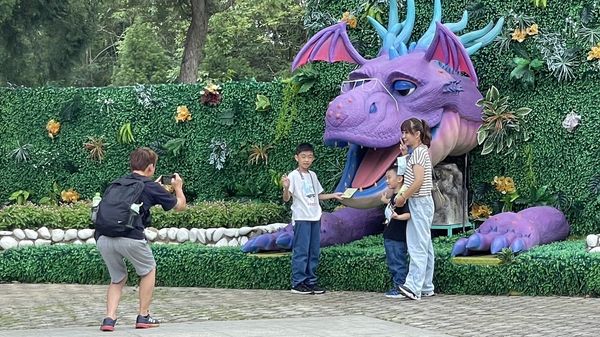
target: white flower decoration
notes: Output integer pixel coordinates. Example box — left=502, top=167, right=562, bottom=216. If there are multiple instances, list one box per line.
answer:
left=562, top=111, right=581, bottom=132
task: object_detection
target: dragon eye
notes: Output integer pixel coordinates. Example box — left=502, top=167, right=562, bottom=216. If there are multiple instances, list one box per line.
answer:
left=393, top=80, right=417, bottom=96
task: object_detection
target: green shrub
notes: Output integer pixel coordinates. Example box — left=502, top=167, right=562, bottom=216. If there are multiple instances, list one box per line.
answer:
left=0, top=201, right=288, bottom=231
left=1, top=234, right=599, bottom=296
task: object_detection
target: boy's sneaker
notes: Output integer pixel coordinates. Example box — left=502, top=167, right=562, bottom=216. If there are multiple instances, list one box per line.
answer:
left=422, top=291, right=436, bottom=297
left=100, top=317, right=116, bottom=331
left=291, top=284, right=313, bottom=294
left=398, top=285, right=420, bottom=300
left=307, top=284, right=326, bottom=294
left=135, top=314, right=160, bottom=329
left=384, top=288, right=402, bottom=299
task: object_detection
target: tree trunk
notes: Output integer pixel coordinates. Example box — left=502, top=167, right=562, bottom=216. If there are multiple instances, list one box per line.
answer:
left=177, top=0, right=209, bottom=83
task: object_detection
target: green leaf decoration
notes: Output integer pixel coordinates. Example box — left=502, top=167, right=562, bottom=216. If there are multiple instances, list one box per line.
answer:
left=255, top=94, right=271, bottom=111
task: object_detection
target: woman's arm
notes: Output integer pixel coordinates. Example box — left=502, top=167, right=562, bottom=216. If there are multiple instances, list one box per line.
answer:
left=395, top=164, right=424, bottom=207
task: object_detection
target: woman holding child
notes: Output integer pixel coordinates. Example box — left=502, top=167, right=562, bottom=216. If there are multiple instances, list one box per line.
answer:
left=395, top=118, right=435, bottom=300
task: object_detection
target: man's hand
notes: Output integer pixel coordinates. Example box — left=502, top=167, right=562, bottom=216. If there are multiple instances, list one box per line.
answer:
left=172, top=173, right=184, bottom=191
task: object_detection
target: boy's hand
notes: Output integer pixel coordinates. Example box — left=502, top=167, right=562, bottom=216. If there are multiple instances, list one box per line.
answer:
left=331, top=192, right=343, bottom=201
left=391, top=211, right=399, bottom=220
left=281, top=175, right=290, bottom=189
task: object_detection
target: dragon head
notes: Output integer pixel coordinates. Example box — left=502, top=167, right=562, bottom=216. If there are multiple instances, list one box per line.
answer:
left=292, top=0, right=503, bottom=208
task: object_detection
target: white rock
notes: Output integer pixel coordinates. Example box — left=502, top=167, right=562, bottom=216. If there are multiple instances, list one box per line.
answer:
left=176, top=228, right=189, bottom=243
left=251, top=226, right=265, bottom=234
left=51, top=229, right=65, bottom=242
left=224, top=228, right=238, bottom=238
left=213, top=227, right=225, bottom=242
left=228, top=238, right=238, bottom=247
left=0, top=236, right=18, bottom=250
left=215, top=237, right=228, bottom=247
left=23, top=229, right=38, bottom=240
left=189, top=228, right=198, bottom=243
left=238, top=227, right=253, bottom=236
left=158, top=228, right=168, bottom=240
left=34, top=239, right=51, bottom=246
left=73, top=239, right=83, bottom=245
left=13, top=229, right=26, bottom=240
left=18, top=240, right=34, bottom=248
left=205, top=228, right=215, bottom=242
left=37, top=226, right=51, bottom=239
left=86, top=238, right=96, bottom=244
left=197, top=229, right=207, bottom=244
left=78, top=229, right=94, bottom=240
left=64, top=229, right=78, bottom=241
left=590, top=246, right=600, bottom=253
left=167, top=227, right=178, bottom=241
left=240, top=236, right=248, bottom=246
left=0, top=231, right=13, bottom=236
left=145, top=228, right=158, bottom=241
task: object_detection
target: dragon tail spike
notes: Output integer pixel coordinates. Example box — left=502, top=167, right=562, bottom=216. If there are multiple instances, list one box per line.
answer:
left=444, top=11, right=469, bottom=33
left=397, top=0, right=416, bottom=45
left=470, top=17, right=505, bottom=47
left=388, top=47, right=400, bottom=60
left=417, top=0, right=442, bottom=48
left=459, top=21, right=494, bottom=46
left=398, top=42, right=408, bottom=56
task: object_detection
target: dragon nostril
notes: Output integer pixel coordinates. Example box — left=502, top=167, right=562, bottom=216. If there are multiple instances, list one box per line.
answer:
left=369, top=103, right=377, bottom=114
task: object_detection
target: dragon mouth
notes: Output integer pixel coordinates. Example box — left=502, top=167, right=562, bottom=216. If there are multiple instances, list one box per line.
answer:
left=325, top=125, right=440, bottom=208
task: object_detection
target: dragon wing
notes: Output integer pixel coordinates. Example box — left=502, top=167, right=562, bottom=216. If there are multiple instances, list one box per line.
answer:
left=425, top=22, right=479, bottom=86
left=292, top=22, right=366, bottom=71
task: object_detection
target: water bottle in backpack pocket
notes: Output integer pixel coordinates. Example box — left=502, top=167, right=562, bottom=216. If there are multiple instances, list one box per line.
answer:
left=94, top=177, right=146, bottom=237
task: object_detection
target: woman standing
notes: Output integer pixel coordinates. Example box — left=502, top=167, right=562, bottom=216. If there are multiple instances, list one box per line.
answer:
left=395, top=118, right=435, bottom=300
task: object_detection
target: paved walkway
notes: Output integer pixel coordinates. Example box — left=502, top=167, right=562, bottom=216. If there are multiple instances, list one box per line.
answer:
left=1, top=284, right=599, bottom=337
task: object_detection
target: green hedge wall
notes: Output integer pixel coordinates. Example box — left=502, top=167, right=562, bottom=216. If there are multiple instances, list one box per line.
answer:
left=1, top=0, right=599, bottom=234
left=0, top=201, right=287, bottom=231
left=2, top=235, right=599, bottom=296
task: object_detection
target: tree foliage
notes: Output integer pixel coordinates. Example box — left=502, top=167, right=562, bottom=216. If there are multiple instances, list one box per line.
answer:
left=201, top=0, right=306, bottom=81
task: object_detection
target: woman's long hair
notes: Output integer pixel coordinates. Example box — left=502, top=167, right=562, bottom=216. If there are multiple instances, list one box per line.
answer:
left=400, top=118, right=432, bottom=147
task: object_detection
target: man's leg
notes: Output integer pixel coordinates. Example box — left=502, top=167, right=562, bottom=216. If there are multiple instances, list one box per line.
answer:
left=138, top=268, right=156, bottom=316
left=106, top=277, right=127, bottom=319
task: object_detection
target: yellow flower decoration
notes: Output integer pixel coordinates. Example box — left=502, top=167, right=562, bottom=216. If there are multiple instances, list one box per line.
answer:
left=492, top=176, right=516, bottom=195
left=175, top=105, right=192, bottom=123
left=60, top=189, right=80, bottom=203
left=341, top=11, right=357, bottom=29
left=201, top=83, right=221, bottom=95
left=46, top=119, right=61, bottom=139
left=526, top=24, right=539, bottom=36
left=587, top=43, right=600, bottom=61
left=470, top=204, right=492, bottom=219
left=511, top=29, right=527, bottom=43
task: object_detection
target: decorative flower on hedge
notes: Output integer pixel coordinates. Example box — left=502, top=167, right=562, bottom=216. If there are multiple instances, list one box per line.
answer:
left=562, top=110, right=581, bottom=132
left=341, top=11, right=357, bottom=29
left=61, top=189, right=80, bottom=203
left=511, top=28, right=527, bottom=43
left=200, top=82, right=222, bottom=106
left=492, top=176, right=516, bottom=194
left=46, top=119, right=61, bottom=139
left=175, top=105, right=192, bottom=123
left=525, top=24, right=539, bottom=36
left=470, top=204, right=492, bottom=219
left=587, top=43, right=600, bottom=61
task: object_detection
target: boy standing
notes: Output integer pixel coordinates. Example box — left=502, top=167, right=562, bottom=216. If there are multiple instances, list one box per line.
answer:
left=96, top=147, right=186, bottom=331
left=380, top=159, right=410, bottom=298
left=281, top=143, right=343, bottom=295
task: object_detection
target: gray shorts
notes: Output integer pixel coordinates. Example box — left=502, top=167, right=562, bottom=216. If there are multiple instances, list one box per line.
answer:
left=96, top=236, right=156, bottom=283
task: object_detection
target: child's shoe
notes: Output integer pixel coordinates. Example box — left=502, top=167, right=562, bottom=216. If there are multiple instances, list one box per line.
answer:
left=384, top=288, right=402, bottom=298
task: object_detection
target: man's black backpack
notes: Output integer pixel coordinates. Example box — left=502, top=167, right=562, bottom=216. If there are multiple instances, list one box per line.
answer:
left=94, top=176, right=146, bottom=237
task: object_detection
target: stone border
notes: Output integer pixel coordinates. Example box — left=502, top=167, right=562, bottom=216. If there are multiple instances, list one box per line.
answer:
left=0, top=223, right=289, bottom=250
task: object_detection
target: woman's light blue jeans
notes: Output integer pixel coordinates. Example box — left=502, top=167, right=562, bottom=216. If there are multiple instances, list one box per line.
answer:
left=403, top=196, right=435, bottom=297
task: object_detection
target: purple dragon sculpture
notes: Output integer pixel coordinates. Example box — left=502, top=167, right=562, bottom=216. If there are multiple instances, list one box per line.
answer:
left=242, top=0, right=505, bottom=253
left=452, top=206, right=570, bottom=255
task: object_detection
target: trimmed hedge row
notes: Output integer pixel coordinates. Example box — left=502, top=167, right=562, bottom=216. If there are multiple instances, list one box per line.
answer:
left=1, top=234, right=599, bottom=296
left=0, top=201, right=287, bottom=231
